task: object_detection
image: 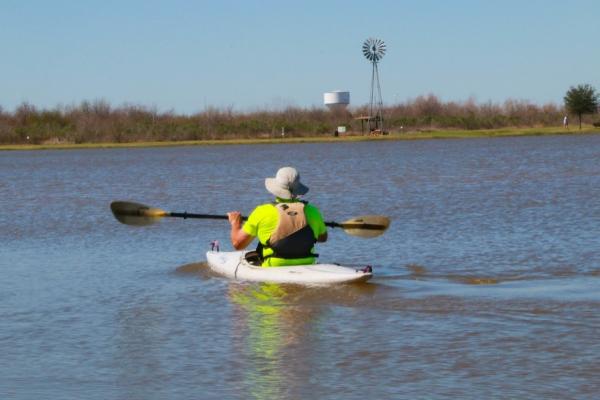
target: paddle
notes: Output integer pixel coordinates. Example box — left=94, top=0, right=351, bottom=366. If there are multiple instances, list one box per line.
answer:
left=110, top=201, right=390, bottom=238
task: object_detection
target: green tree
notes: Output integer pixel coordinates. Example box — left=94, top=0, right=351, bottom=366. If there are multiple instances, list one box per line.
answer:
left=564, top=84, right=599, bottom=129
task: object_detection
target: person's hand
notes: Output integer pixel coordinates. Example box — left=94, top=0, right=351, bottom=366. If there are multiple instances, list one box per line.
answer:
left=227, top=211, right=242, bottom=228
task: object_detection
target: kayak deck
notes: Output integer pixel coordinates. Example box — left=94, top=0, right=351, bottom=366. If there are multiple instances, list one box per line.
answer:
left=206, top=251, right=373, bottom=284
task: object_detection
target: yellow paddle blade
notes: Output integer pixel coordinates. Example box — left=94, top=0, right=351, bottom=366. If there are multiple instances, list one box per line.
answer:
left=338, top=215, right=390, bottom=238
left=110, top=201, right=168, bottom=226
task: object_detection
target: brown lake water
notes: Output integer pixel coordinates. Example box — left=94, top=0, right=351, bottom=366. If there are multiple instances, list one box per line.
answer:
left=2, top=134, right=600, bottom=399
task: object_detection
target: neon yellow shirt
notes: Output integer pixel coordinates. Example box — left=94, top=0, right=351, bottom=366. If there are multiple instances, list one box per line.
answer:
left=242, top=199, right=327, bottom=267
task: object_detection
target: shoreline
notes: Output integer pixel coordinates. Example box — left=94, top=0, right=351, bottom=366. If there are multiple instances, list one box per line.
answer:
left=1, top=126, right=597, bottom=151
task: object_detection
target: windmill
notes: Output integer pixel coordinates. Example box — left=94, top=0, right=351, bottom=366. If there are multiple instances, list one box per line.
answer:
left=362, top=38, right=386, bottom=133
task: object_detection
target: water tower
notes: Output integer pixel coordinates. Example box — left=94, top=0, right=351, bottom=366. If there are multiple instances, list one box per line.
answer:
left=324, top=91, right=350, bottom=135
left=324, top=90, right=350, bottom=112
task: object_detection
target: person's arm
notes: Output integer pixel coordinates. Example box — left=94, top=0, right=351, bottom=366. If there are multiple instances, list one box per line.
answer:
left=227, top=211, right=254, bottom=250
left=307, top=204, right=328, bottom=243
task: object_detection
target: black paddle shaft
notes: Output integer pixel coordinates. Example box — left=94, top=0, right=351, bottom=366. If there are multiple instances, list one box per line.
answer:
left=168, top=212, right=384, bottom=231
left=169, top=212, right=246, bottom=221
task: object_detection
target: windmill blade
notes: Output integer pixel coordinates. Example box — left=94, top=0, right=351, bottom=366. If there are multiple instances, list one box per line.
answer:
left=362, top=37, right=386, bottom=62
left=363, top=38, right=375, bottom=59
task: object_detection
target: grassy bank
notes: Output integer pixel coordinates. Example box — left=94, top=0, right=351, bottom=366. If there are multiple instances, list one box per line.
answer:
left=392, top=125, right=599, bottom=139
left=4, top=96, right=599, bottom=147
left=1, top=126, right=597, bottom=151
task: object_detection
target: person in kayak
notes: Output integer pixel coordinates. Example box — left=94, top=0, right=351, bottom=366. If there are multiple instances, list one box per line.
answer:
left=227, top=166, right=328, bottom=267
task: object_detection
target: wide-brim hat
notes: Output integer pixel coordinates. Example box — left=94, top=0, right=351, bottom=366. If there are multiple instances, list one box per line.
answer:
left=265, top=167, right=309, bottom=199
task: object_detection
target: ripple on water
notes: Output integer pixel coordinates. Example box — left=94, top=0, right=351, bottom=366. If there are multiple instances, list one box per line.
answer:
left=3, top=137, right=600, bottom=398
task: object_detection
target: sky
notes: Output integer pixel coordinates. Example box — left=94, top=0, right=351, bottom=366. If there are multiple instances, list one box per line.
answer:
left=1, top=0, right=599, bottom=114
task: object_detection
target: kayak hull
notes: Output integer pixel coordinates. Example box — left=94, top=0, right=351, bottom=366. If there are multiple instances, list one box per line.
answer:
left=206, top=251, right=372, bottom=284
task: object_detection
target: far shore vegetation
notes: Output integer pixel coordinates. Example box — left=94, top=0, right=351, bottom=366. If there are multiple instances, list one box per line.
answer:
left=2, top=93, right=599, bottom=150
left=1, top=126, right=599, bottom=151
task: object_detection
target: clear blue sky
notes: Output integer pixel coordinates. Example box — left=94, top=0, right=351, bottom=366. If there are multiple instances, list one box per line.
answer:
left=1, top=0, right=598, bottom=114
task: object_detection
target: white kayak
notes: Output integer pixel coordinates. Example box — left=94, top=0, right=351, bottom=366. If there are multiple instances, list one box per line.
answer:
left=206, top=251, right=373, bottom=284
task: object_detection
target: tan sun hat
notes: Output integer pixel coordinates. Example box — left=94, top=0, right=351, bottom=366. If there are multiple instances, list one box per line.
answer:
left=265, top=167, right=309, bottom=199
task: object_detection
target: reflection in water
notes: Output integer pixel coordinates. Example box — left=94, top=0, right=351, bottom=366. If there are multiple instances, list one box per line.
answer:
left=229, top=283, right=316, bottom=400
left=227, top=282, right=380, bottom=399
left=114, top=298, right=167, bottom=400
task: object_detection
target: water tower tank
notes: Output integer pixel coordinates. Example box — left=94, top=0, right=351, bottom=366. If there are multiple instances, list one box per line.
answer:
left=324, top=90, right=350, bottom=111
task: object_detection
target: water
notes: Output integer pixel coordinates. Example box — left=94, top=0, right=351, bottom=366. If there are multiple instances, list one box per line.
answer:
left=2, top=134, right=600, bottom=399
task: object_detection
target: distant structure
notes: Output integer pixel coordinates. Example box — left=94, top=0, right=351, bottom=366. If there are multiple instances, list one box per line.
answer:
left=324, top=91, right=350, bottom=136
left=323, top=90, right=350, bottom=112
left=361, top=37, right=386, bottom=133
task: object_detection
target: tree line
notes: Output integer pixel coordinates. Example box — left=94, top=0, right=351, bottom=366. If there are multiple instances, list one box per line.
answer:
left=1, top=87, right=598, bottom=145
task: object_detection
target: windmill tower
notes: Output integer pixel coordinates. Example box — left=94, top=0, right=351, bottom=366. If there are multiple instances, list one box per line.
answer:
left=362, top=38, right=386, bottom=132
